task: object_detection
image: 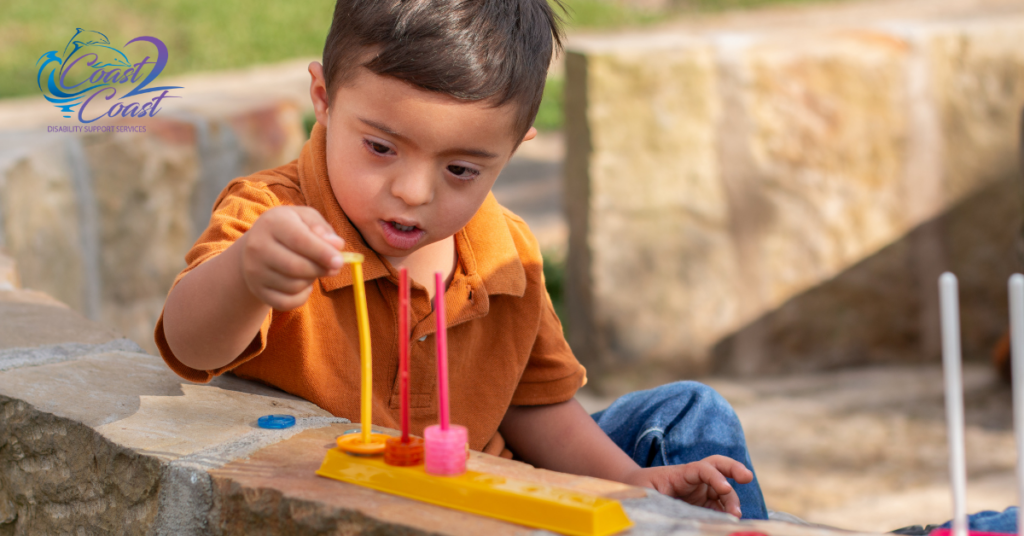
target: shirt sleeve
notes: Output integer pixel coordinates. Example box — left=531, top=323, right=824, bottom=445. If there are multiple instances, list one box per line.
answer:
left=509, top=291, right=587, bottom=406
left=153, top=178, right=290, bottom=383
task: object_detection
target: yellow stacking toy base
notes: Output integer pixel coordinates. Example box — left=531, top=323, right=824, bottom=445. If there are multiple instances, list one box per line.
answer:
left=316, top=448, right=633, bottom=536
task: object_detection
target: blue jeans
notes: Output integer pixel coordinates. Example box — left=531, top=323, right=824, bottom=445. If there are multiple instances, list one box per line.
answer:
left=591, top=381, right=769, bottom=520
left=940, top=508, right=1018, bottom=533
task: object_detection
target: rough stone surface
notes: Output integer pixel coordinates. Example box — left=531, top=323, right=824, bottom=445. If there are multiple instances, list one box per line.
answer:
left=0, top=345, right=819, bottom=536
left=0, top=281, right=883, bottom=536
left=0, top=134, right=90, bottom=314
left=0, top=339, right=142, bottom=372
left=211, top=424, right=796, bottom=536
left=0, top=346, right=348, bottom=536
left=0, top=396, right=164, bottom=535
left=566, top=11, right=1024, bottom=382
left=712, top=174, right=1022, bottom=375
left=81, top=120, right=201, bottom=356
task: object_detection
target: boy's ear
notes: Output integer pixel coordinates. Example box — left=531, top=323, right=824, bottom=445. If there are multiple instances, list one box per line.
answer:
left=308, top=62, right=330, bottom=129
left=511, top=126, right=539, bottom=156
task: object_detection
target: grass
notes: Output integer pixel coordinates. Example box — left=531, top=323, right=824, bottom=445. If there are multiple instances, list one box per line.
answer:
left=0, top=0, right=835, bottom=101
left=0, top=0, right=336, bottom=99
left=679, top=0, right=840, bottom=11
left=542, top=251, right=568, bottom=335
left=555, top=0, right=666, bottom=28
left=535, top=77, right=566, bottom=132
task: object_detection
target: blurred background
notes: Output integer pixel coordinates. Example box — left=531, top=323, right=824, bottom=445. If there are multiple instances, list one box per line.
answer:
left=1, top=0, right=1023, bottom=531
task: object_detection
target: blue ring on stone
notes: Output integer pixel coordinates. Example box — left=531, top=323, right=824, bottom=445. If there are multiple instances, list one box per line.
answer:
left=258, top=414, right=296, bottom=429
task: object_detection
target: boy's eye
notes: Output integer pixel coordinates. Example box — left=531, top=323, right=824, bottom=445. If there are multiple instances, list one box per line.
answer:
left=365, top=140, right=393, bottom=155
left=447, top=165, right=480, bottom=180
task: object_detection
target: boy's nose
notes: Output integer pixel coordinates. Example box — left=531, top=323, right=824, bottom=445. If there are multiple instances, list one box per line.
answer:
left=390, top=165, right=434, bottom=206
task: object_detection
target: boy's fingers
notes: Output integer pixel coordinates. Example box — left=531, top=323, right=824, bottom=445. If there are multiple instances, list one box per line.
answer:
left=692, top=464, right=741, bottom=518
left=260, top=286, right=314, bottom=312
left=272, top=209, right=344, bottom=271
left=699, top=456, right=750, bottom=517
left=262, top=240, right=331, bottom=280
left=705, top=455, right=754, bottom=484
left=261, top=263, right=317, bottom=295
left=692, top=461, right=734, bottom=498
left=293, top=206, right=345, bottom=248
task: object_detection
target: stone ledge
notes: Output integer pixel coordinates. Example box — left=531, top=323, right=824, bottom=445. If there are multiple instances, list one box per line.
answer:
left=0, top=251, right=880, bottom=535
left=0, top=301, right=123, bottom=351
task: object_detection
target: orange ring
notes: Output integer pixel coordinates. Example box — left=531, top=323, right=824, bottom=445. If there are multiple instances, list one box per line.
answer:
left=384, top=436, right=425, bottom=466
left=337, top=432, right=390, bottom=455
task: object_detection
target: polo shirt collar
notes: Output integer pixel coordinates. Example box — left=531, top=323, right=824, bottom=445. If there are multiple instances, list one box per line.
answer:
left=300, top=122, right=526, bottom=298
left=456, top=195, right=526, bottom=299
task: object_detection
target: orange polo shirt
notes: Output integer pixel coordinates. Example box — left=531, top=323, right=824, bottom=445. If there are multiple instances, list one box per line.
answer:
left=154, top=123, right=586, bottom=455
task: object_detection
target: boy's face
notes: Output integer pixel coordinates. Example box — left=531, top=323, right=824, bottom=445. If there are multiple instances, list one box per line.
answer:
left=309, top=62, right=535, bottom=261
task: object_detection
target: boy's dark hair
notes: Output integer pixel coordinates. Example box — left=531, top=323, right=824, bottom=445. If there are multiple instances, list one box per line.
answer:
left=322, top=0, right=564, bottom=140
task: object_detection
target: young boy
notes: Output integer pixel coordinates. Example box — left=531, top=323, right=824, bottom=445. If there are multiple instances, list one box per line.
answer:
left=156, top=0, right=768, bottom=520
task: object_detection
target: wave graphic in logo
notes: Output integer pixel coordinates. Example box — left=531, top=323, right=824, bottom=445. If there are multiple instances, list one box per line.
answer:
left=37, top=28, right=182, bottom=122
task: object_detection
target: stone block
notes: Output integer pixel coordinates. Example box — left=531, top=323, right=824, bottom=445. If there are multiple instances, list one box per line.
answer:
left=0, top=397, right=163, bottom=535
left=0, top=344, right=793, bottom=536
left=85, top=100, right=305, bottom=355
left=0, top=350, right=345, bottom=535
left=567, top=14, right=1024, bottom=382
left=79, top=119, right=201, bottom=354
left=926, top=16, right=1024, bottom=203
left=740, top=31, right=912, bottom=307
left=565, top=38, right=735, bottom=375
left=0, top=274, right=869, bottom=534
left=227, top=100, right=305, bottom=176
left=0, top=302, right=118, bottom=352
left=0, top=135, right=91, bottom=314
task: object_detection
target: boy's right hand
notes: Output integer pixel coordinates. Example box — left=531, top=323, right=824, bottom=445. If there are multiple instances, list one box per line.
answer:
left=622, top=455, right=752, bottom=518
left=240, top=206, right=346, bottom=311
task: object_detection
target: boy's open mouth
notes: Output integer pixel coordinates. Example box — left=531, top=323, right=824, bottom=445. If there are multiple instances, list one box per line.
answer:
left=379, top=219, right=425, bottom=250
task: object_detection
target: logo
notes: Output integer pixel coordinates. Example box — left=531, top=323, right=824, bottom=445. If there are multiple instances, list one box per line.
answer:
left=36, top=28, right=182, bottom=124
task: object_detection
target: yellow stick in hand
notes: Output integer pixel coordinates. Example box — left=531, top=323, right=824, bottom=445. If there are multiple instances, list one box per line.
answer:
left=343, top=252, right=373, bottom=444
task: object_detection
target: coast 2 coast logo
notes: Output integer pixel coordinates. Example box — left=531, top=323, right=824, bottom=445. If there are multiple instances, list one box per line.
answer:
left=37, top=28, right=181, bottom=128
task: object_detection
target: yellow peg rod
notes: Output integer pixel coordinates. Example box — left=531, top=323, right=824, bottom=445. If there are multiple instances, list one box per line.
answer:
left=335, top=251, right=388, bottom=455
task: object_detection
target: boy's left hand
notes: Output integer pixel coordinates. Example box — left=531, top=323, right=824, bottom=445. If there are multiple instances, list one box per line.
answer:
left=621, top=455, right=753, bottom=518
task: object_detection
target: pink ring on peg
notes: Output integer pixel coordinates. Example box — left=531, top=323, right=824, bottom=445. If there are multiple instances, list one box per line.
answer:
left=424, top=424, right=467, bottom=476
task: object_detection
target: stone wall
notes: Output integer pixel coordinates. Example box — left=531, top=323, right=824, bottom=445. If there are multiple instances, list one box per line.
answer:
left=0, top=251, right=853, bottom=535
left=0, top=91, right=305, bottom=354
left=565, top=9, right=1024, bottom=384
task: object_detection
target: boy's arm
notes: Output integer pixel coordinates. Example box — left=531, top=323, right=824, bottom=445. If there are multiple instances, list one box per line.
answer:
left=499, top=399, right=751, bottom=517
left=163, top=206, right=345, bottom=371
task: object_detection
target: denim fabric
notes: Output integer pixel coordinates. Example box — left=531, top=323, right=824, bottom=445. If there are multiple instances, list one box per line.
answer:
left=939, top=507, right=1019, bottom=533
left=591, top=381, right=769, bottom=520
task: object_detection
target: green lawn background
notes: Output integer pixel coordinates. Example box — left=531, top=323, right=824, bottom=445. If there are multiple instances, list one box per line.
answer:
left=2, top=0, right=831, bottom=108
